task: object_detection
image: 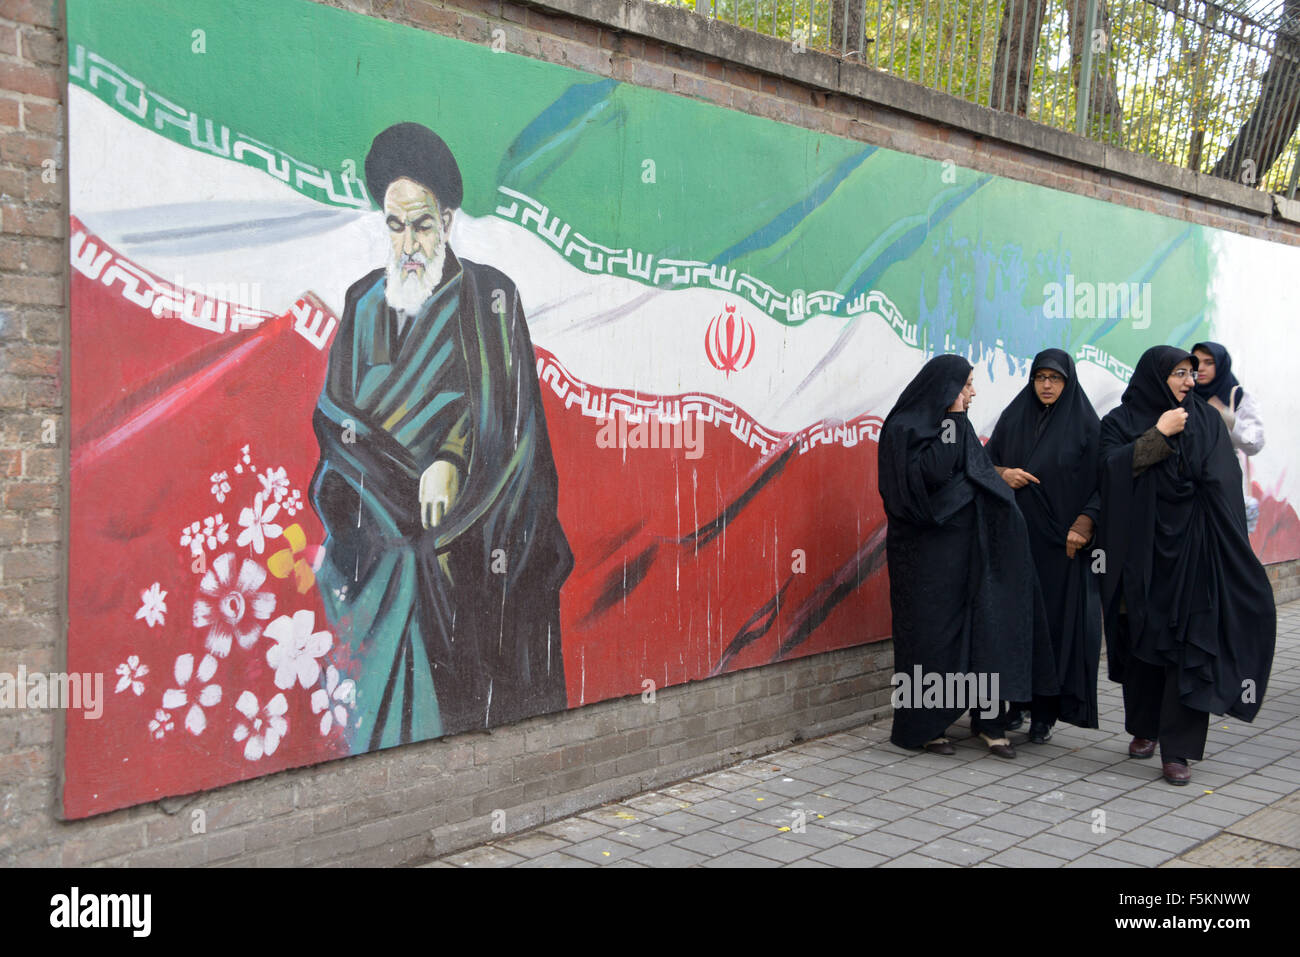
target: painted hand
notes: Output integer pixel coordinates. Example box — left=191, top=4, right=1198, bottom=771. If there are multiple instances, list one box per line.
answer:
left=419, top=460, right=461, bottom=529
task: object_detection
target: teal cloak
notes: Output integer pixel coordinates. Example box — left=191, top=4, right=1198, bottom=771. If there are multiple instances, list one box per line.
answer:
left=310, top=249, right=572, bottom=750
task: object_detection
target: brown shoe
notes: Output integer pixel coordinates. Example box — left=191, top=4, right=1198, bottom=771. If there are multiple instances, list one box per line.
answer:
left=923, top=737, right=955, bottom=755
left=1162, top=760, right=1190, bottom=786
left=979, top=732, right=1016, bottom=759
left=1128, top=737, right=1156, bottom=759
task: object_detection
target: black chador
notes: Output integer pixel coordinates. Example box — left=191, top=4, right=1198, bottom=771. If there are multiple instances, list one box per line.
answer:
left=986, top=348, right=1102, bottom=733
left=1097, top=345, right=1275, bottom=768
left=877, top=354, right=1057, bottom=750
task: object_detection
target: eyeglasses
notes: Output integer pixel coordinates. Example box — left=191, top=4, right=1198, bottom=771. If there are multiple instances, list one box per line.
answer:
left=1168, top=370, right=1197, bottom=380
left=1032, top=374, right=1065, bottom=384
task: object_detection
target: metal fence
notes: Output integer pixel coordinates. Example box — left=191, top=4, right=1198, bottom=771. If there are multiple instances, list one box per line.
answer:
left=653, top=0, right=1300, bottom=196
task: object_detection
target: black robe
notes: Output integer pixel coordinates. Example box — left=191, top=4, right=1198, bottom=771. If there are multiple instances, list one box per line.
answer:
left=1097, top=345, right=1274, bottom=721
left=986, top=348, right=1102, bottom=728
left=310, top=249, right=572, bottom=747
left=878, top=354, right=1057, bottom=748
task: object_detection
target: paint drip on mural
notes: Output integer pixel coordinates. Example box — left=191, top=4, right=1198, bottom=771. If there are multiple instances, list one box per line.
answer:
left=63, top=0, right=1300, bottom=817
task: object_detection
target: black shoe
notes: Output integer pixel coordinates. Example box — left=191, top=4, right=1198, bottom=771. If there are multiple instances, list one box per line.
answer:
left=1005, top=710, right=1025, bottom=732
left=1027, top=721, right=1053, bottom=744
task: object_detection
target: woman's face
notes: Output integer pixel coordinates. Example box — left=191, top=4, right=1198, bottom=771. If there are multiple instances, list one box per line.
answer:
left=1192, top=348, right=1215, bottom=386
left=1032, top=368, right=1066, bottom=406
left=1167, top=358, right=1196, bottom=403
left=954, top=371, right=976, bottom=411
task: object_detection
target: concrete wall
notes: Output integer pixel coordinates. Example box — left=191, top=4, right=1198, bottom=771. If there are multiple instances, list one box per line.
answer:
left=2, top=0, right=1297, bottom=865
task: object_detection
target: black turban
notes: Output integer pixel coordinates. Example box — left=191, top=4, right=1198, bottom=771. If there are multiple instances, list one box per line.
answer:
left=364, top=122, right=464, bottom=211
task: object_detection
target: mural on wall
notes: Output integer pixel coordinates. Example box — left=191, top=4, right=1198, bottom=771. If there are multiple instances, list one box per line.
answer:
left=64, top=0, right=1300, bottom=817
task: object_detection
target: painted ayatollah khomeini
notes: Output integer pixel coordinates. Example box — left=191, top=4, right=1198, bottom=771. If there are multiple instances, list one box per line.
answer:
left=309, top=122, right=572, bottom=750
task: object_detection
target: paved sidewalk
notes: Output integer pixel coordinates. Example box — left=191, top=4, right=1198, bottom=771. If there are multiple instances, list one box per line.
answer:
left=423, top=601, right=1300, bottom=868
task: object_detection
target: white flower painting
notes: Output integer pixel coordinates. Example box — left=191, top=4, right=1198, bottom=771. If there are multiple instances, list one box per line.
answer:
left=236, top=492, right=283, bottom=555
left=232, top=690, right=288, bottom=760
left=311, top=665, right=356, bottom=735
left=114, top=656, right=149, bottom=696
left=264, top=610, right=333, bottom=690
left=259, top=465, right=290, bottom=502
left=148, top=709, right=174, bottom=740
left=210, top=470, right=232, bottom=503
left=192, top=553, right=277, bottom=658
left=134, top=582, right=167, bottom=628
left=161, top=652, right=223, bottom=736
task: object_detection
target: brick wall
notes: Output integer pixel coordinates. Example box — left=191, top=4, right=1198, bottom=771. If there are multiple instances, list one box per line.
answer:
left=1267, top=562, right=1300, bottom=606
left=1, top=0, right=1297, bottom=866
left=1, top=0, right=65, bottom=864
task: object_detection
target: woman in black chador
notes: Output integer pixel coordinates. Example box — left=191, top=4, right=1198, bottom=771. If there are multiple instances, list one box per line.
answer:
left=986, top=349, right=1102, bottom=744
left=878, top=354, right=1056, bottom=759
left=1097, top=345, right=1275, bottom=786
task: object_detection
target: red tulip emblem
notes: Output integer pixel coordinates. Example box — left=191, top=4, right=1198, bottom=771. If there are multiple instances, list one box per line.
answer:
left=705, top=303, right=755, bottom=377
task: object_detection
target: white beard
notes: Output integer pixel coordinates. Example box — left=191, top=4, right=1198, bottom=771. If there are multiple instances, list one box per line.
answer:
left=384, top=244, right=447, bottom=317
